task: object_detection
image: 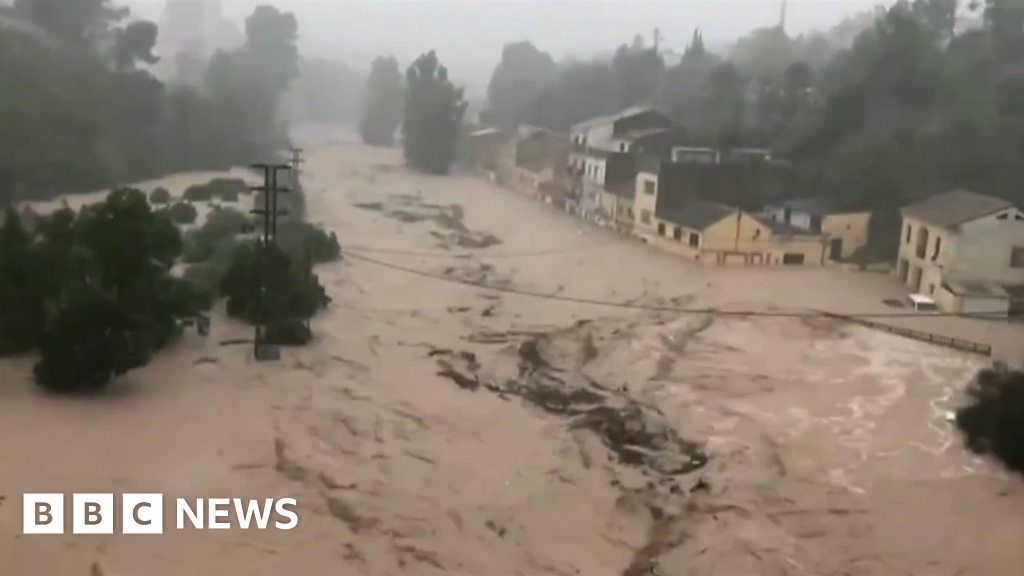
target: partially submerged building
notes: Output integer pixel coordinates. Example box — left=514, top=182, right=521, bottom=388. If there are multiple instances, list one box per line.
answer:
left=763, top=197, right=871, bottom=260
left=633, top=157, right=866, bottom=266
left=568, top=107, right=684, bottom=228
left=898, top=190, right=1024, bottom=315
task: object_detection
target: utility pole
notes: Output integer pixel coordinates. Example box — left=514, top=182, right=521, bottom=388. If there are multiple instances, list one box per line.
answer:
left=250, top=162, right=291, bottom=361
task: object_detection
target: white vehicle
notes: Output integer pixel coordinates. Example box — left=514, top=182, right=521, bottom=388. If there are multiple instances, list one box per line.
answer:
left=908, top=293, right=939, bottom=311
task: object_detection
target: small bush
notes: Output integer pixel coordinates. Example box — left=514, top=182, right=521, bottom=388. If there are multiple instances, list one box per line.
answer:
left=182, top=208, right=249, bottom=263
left=220, top=243, right=330, bottom=324
left=149, top=187, right=171, bottom=204
left=277, top=219, right=341, bottom=263
left=167, top=201, right=198, bottom=225
left=183, top=184, right=213, bottom=202
left=207, top=178, right=249, bottom=201
left=957, top=369, right=1024, bottom=473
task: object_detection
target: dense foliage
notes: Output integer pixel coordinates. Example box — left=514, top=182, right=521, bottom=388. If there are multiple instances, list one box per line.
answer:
left=166, top=201, right=197, bottom=225
left=219, top=243, right=330, bottom=345
left=957, top=369, right=1024, bottom=473
left=485, top=41, right=556, bottom=126
left=149, top=187, right=171, bottom=204
left=403, top=51, right=468, bottom=174
left=360, top=56, right=404, bottom=146
left=0, top=2, right=299, bottom=204
left=0, top=190, right=205, bottom=391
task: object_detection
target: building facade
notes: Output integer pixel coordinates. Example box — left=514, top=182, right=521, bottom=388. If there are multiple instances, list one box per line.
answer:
left=633, top=161, right=830, bottom=265
left=568, top=107, right=679, bottom=224
left=897, top=190, right=1024, bottom=315
left=764, top=197, right=871, bottom=260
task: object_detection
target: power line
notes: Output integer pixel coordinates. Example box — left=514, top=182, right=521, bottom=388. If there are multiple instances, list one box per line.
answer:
left=340, top=248, right=1009, bottom=320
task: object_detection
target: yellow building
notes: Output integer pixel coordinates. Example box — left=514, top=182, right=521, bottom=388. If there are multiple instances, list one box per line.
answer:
left=763, top=198, right=872, bottom=260
left=633, top=160, right=833, bottom=265
left=897, top=190, right=1024, bottom=316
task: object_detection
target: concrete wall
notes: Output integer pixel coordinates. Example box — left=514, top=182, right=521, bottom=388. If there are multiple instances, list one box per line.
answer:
left=952, top=214, right=1024, bottom=285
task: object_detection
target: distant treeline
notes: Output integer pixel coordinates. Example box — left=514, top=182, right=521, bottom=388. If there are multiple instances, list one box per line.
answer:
left=0, top=1, right=300, bottom=203
left=482, top=0, right=1024, bottom=257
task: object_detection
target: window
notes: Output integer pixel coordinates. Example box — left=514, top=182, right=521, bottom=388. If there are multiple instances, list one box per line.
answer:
left=932, top=236, right=941, bottom=260
left=658, top=223, right=666, bottom=236
left=643, top=180, right=656, bottom=195
left=641, top=210, right=652, bottom=224
left=688, top=232, right=700, bottom=247
left=1012, top=247, right=1024, bottom=268
left=673, top=227, right=682, bottom=241
left=782, top=253, right=806, bottom=265
left=619, top=143, right=627, bottom=152
left=905, top=224, right=912, bottom=244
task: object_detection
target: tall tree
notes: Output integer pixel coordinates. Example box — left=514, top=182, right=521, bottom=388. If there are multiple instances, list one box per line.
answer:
left=403, top=51, right=467, bottom=174
left=360, top=56, right=404, bottom=146
left=206, top=5, right=301, bottom=160
left=244, top=5, right=300, bottom=94
left=486, top=41, right=556, bottom=125
left=659, top=29, right=719, bottom=126
left=611, top=34, right=665, bottom=107
left=110, top=20, right=159, bottom=71
left=12, top=0, right=127, bottom=43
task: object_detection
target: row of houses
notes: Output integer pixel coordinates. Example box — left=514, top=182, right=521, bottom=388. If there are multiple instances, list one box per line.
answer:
left=463, top=107, right=1024, bottom=315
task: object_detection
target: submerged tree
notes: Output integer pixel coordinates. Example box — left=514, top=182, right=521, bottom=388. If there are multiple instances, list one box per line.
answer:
left=957, top=369, right=1024, bottom=473
left=360, top=56, right=404, bottom=146
left=27, top=189, right=204, bottom=392
left=403, top=51, right=467, bottom=174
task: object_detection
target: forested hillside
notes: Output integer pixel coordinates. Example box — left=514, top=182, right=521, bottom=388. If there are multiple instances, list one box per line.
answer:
left=485, top=0, right=1024, bottom=256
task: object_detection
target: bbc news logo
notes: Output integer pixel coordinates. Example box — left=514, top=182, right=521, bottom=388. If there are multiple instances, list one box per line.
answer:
left=23, top=494, right=298, bottom=534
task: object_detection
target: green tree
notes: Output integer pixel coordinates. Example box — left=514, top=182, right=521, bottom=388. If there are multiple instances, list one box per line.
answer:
left=29, top=189, right=200, bottom=392
left=957, top=369, right=1024, bottom=473
left=403, top=51, right=468, bottom=174
left=659, top=29, right=720, bottom=126
left=611, top=34, right=665, bottom=108
left=111, top=20, right=159, bottom=71
left=0, top=207, right=45, bottom=354
left=360, top=56, right=404, bottom=146
left=12, top=0, right=127, bottom=44
left=486, top=41, right=556, bottom=124
left=219, top=243, right=330, bottom=344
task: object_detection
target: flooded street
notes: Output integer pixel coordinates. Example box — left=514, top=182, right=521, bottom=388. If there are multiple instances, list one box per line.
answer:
left=2, top=134, right=1023, bottom=575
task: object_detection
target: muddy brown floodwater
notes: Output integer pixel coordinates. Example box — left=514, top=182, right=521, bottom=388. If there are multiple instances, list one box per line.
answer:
left=1, top=129, right=1023, bottom=575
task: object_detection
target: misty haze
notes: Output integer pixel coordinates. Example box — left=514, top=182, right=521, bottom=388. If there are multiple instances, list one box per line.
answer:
left=2, top=0, right=1024, bottom=575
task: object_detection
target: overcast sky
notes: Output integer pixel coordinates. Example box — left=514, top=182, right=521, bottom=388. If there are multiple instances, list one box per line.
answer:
left=125, top=0, right=889, bottom=89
